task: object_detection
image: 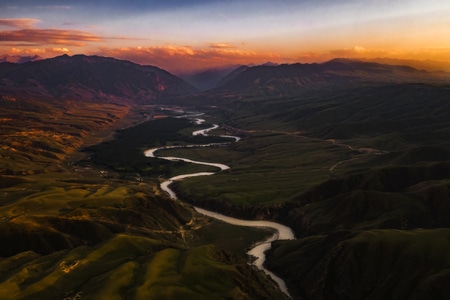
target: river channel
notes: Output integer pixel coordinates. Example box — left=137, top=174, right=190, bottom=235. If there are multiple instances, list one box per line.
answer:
left=144, top=115, right=295, bottom=297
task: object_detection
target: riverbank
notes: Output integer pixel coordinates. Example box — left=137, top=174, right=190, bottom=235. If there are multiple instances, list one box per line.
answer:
left=145, top=119, right=295, bottom=297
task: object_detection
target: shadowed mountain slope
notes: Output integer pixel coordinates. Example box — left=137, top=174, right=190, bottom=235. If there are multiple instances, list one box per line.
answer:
left=0, top=54, right=42, bottom=64
left=216, top=59, right=449, bottom=94
left=180, top=65, right=240, bottom=91
left=0, top=54, right=197, bottom=102
left=3, top=53, right=450, bottom=299
left=174, top=79, right=450, bottom=299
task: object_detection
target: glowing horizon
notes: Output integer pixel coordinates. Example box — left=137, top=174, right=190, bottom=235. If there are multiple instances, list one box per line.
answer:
left=1, top=0, right=450, bottom=74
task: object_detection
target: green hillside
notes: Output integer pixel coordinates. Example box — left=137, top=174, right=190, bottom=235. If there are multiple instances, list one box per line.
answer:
left=2, top=56, right=450, bottom=299
left=171, top=82, right=450, bottom=299
left=0, top=97, right=285, bottom=299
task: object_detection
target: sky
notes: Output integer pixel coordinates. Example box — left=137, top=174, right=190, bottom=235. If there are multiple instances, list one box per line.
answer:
left=1, top=0, right=450, bottom=74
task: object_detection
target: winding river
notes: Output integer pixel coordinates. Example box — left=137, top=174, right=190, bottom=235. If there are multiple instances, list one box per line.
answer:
left=144, top=116, right=295, bottom=297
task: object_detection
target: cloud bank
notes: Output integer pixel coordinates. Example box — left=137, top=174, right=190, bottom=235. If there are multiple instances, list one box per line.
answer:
left=95, top=45, right=282, bottom=74
left=0, top=29, right=102, bottom=46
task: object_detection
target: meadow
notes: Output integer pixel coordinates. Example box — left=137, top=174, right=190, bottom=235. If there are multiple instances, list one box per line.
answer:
left=0, top=98, right=285, bottom=299
left=2, top=80, right=450, bottom=299
left=166, top=83, right=450, bottom=298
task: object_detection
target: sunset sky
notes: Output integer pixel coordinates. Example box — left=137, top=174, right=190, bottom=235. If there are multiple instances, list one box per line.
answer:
left=1, top=0, right=450, bottom=74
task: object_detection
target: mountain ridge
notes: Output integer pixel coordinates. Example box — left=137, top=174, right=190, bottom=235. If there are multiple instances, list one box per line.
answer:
left=179, top=62, right=282, bottom=91
left=364, top=57, right=450, bottom=72
left=2, top=52, right=450, bottom=299
left=0, top=54, right=43, bottom=64
left=215, top=58, right=449, bottom=94
left=0, top=54, right=197, bottom=103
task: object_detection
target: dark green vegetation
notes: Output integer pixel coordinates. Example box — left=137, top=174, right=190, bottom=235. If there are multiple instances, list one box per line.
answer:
left=0, top=94, right=285, bottom=299
left=170, top=82, right=450, bottom=299
left=82, top=117, right=231, bottom=179
left=266, top=228, right=450, bottom=299
left=175, top=83, right=450, bottom=210
left=3, top=56, right=450, bottom=299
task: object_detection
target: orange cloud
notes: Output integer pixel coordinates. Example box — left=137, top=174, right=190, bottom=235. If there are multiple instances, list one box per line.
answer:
left=9, top=47, right=71, bottom=56
left=328, top=46, right=398, bottom=58
left=0, top=18, right=103, bottom=47
left=96, top=45, right=281, bottom=74
left=0, top=29, right=102, bottom=46
left=405, top=48, right=450, bottom=62
left=292, top=45, right=450, bottom=66
left=327, top=46, right=450, bottom=62
left=0, top=18, right=40, bottom=29
left=209, top=43, right=235, bottom=49
left=291, top=46, right=402, bottom=63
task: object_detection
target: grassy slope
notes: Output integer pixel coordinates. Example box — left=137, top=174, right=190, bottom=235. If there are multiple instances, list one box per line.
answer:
left=174, top=83, right=450, bottom=212
left=4, top=81, right=450, bottom=299
left=172, top=131, right=354, bottom=213
left=0, top=98, right=286, bottom=300
left=267, top=229, right=450, bottom=300
left=1, top=237, right=283, bottom=300
left=172, top=83, right=450, bottom=299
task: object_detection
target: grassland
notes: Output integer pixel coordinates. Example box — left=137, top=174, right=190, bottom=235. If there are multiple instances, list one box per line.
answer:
left=171, top=83, right=450, bottom=213
left=0, top=235, right=284, bottom=300
left=171, top=131, right=359, bottom=207
left=168, top=83, right=450, bottom=299
left=0, top=97, right=286, bottom=299
left=81, top=116, right=232, bottom=180
left=3, top=80, right=450, bottom=299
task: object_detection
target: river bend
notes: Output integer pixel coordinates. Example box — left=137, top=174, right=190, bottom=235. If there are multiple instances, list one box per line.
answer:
left=144, top=117, right=295, bottom=297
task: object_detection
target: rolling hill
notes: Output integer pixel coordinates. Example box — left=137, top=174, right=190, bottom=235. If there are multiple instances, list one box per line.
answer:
left=172, top=73, right=450, bottom=299
left=2, top=53, right=450, bottom=299
left=0, top=55, right=292, bottom=299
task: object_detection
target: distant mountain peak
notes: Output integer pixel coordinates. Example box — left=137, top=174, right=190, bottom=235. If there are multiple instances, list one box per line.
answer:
left=260, top=62, right=279, bottom=67
left=0, top=54, right=43, bottom=64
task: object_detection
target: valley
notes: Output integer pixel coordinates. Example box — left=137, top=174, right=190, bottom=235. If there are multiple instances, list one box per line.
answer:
left=170, top=82, right=450, bottom=299
left=1, top=55, right=450, bottom=299
left=0, top=101, right=287, bottom=299
left=145, top=117, right=295, bottom=296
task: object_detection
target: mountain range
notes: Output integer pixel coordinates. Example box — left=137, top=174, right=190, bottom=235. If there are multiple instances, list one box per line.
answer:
left=180, top=62, right=280, bottom=91
left=215, top=58, right=450, bottom=94
left=366, top=57, right=450, bottom=72
left=179, top=65, right=240, bottom=91
left=2, top=55, right=448, bottom=99
left=1, top=52, right=450, bottom=299
left=0, top=54, right=197, bottom=103
left=0, top=54, right=43, bottom=64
